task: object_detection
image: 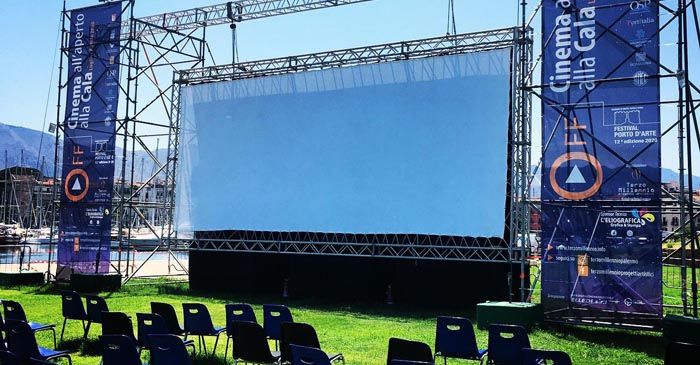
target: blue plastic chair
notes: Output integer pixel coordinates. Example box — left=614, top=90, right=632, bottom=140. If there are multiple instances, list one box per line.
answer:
left=100, top=335, right=143, bottom=365
left=137, top=313, right=168, bottom=349
left=229, top=321, right=280, bottom=364
left=224, top=303, right=257, bottom=361
left=137, top=313, right=195, bottom=351
left=60, top=291, right=87, bottom=343
left=85, top=295, right=109, bottom=339
left=435, top=316, right=486, bottom=363
left=291, top=344, right=332, bottom=365
left=182, top=303, right=224, bottom=355
left=2, top=300, right=57, bottom=349
left=149, top=334, right=193, bottom=365
left=5, top=320, right=72, bottom=365
left=386, top=338, right=433, bottom=365
left=263, top=304, right=293, bottom=349
left=102, top=312, right=137, bottom=344
left=486, top=324, right=530, bottom=365
left=0, top=350, right=20, bottom=365
left=280, top=322, right=344, bottom=364
left=151, top=302, right=185, bottom=336
left=521, top=349, right=571, bottom=365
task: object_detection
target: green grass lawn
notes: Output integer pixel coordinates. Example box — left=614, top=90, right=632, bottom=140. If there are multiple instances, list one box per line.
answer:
left=0, top=280, right=669, bottom=365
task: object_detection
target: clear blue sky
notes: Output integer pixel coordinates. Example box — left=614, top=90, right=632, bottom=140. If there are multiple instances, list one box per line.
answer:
left=0, top=0, right=697, bottom=173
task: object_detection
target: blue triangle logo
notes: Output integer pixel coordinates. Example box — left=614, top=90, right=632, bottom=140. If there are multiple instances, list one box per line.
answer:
left=566, top=165, right=587, bottom=184
left=71, top=178, right=82, bottom=191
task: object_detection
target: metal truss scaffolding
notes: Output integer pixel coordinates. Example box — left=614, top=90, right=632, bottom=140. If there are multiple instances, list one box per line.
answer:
left=51, top=0, right=207, bottom=283
left=50, top=0, right=381, bottom=284
left=522, top=0, right=700, bottom=318
left=172, top=27, right=534, bottom=277
left=49, top=0, right=534, bottom=295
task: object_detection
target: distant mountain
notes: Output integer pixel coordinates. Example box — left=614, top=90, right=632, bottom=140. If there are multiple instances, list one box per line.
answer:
left=0, top=122, right=167, bottom=181
left=529, top=165, right=700, bottom=198
left=0, top=122, right=56, bottom=176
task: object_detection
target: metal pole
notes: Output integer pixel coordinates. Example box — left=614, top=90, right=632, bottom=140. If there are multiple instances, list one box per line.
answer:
left=519, top=0, right=529, bottom=303
left=677, top=0, right=689, bottom=316
left=48, top=0, right=68, bottom=281
left=681, top=0, right=698, bottom=317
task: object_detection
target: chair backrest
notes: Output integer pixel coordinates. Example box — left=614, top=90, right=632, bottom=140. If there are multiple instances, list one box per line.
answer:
left=102, top=312, right=136, bottom=342
left=225, top=303, right=257, bottom=335
left=2, top=301, right=28, bottom=322
left=86, top=295, right=109, bottom=324
left=61, top=291, right=87, bottom=320
left=151, top=302, right=183, bottom=335
left=230, top=321, right=276, bottom=364
left=4, top=320, right=40, bottom=360
left=149, top=334, right=192, bottom=365
left=488, top=324, right=531, bottom=365
left=386, top=338, right=433, bottom=365
left=263, top=304, right=293, bottom=340
left=137, top=313, right=170, bottom=349
left=290, top=344, right=332, bottom=365
left=665, top=342, right=700, bottom=365
left=100, top=335, right=142, bottom=365
left=182, top=303, right=216, bottom=335
left=435, top=316, right=480, bottom=360
left=0, top=350, right=20, bottom=365
left=281, top=322, right=322, bottom=362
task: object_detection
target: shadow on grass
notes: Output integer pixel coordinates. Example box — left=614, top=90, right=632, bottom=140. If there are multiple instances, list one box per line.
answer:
left=56, top=337, right=101, bottom=356
left=544, top=323, right=664, bottom=359
left=158, top=284, right=468, bottom=321
left=21, top=279, right=469, bottom=320
left=191, top=352, right=229, bottom=365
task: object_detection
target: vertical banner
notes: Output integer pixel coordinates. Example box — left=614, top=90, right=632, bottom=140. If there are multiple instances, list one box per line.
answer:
left=58, top=3, right=122, bottom=274
left=541, top=0, right=662, bottom=324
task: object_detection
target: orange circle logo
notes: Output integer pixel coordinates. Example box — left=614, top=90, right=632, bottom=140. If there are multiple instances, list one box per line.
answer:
left=549, top=152, right=603, bottom=200
left=64, top=169, right=89, bottom=202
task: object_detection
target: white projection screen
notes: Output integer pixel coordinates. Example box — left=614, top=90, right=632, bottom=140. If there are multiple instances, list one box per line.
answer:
left=176, top=48, right=512, bottom=238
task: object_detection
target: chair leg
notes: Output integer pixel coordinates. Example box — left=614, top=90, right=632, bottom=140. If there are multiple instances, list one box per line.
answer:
left=224, top=336, right=230, bottom=361
left=60, top=318, right=67, bottom=344
left=83, top=321, right=91, bottom=341
left=213, top=333, right=221, bottom=355
left=201, top=335, right=207, bottom=355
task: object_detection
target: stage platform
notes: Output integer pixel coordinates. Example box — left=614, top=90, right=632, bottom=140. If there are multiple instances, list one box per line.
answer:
left=189, top=249, right=527, bottom=307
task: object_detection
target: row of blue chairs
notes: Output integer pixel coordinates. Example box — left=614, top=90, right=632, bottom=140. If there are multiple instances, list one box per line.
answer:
left=4, top=294, right=700, bottom=365
left=386, top=319, right=571, bottom=365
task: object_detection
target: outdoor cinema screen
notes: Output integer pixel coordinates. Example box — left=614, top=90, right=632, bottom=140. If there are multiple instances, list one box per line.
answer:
left=176, top=48, right=513, bottom=237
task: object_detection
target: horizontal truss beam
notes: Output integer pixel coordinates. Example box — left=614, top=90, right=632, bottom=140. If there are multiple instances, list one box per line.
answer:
left=123, top=0, right=373, bottom=39
left=181, top=238, right=518, bottom=263
left=175, top=27, right=525, bottom=84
